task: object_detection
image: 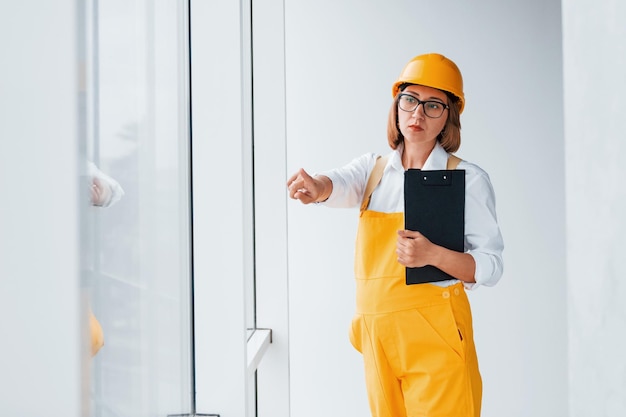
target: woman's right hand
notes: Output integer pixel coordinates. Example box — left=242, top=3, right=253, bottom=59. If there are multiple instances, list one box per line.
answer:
left=286, top=168, right=331, bottom=204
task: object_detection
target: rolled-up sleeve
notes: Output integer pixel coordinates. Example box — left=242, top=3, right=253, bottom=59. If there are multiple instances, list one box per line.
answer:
left=318, top=153, right=376, bottom=208
left=463, top=165, right=504, bottom=289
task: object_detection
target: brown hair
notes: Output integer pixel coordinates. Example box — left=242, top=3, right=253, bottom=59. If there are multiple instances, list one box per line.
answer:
left=386, top=84, right=462, bottom=153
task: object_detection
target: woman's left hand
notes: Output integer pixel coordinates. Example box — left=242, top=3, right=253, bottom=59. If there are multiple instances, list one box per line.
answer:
left=396, top=229, right=436, bottom=268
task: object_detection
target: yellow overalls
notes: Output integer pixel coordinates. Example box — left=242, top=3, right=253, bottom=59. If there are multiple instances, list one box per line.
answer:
left=348, top=156, right=482, bottom=417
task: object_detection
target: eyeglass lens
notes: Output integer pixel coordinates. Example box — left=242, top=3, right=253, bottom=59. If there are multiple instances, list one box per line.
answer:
left=398, top=94, right=446, bottom=118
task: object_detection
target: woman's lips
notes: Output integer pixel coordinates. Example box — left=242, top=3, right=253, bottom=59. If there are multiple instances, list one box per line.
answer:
left=408, top=125, right=424, bottom=132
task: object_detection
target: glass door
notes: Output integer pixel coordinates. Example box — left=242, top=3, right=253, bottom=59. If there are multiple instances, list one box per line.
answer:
left=81, top=0, right=193, bottom=416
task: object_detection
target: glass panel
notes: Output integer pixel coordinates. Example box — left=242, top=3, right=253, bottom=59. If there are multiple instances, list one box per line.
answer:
left=82, top=0, right=193, bottom=416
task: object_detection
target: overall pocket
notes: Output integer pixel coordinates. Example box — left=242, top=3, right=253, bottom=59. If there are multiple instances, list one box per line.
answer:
left=349, top=315, right=363, bottom=353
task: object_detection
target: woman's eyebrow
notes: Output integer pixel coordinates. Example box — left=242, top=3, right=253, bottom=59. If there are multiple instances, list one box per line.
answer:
left=404, top=92, right=446, bottom=102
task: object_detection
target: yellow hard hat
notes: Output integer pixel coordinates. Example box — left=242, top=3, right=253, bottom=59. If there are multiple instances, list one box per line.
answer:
left=392, top=53, right=465, bottom=113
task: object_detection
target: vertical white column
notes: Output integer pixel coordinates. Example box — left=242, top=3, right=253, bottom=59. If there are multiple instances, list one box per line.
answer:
left=190, top=0, right=249, bottom=415
left=0, top=1, right=81, bottom=416
left=563, top=1, right=626, bottom=415
left=252, top=0, right=291, bottom=416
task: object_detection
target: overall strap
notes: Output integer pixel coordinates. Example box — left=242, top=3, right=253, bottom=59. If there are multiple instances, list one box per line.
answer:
left=360, top=155, right=389, bottom=212
left=447, top=154, right=462, bottom=170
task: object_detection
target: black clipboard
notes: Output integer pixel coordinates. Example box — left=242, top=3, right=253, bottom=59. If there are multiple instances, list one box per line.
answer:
left=404, top=169, right=465, bottom=285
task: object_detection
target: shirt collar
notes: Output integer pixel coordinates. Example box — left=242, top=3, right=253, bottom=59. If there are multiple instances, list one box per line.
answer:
left=422, top=142, right=449, bottom=170
left=390, top=141, right=449, bottom=171
left=390, top=145, right=405, bottom=172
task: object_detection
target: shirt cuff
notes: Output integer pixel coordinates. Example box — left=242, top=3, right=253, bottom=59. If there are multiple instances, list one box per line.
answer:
left=466, top=250, right=503, bottom=290
left=314, top=171, right=339, bottom=206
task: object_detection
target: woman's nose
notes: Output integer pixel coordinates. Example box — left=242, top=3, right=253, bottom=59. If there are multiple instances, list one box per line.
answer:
left=411, top=103, right=425, bottom=118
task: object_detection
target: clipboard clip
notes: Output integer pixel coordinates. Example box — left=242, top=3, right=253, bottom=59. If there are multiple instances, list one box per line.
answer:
left=420, top=171, right=452, bottom=186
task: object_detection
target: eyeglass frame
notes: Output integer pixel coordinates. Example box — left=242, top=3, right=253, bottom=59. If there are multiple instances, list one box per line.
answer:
left=397, top=93, right=450, bottom=119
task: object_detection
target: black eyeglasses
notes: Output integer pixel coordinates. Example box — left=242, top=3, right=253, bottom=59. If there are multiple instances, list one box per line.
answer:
left=398, top=93, right=449, bottom=119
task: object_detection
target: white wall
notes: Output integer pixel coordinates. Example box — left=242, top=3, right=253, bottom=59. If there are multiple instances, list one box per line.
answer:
left=562, top=1, right=626, bottom=416
left=284, top=1, right=566, bottom=416
left=0, top=1, right=82, bottom=416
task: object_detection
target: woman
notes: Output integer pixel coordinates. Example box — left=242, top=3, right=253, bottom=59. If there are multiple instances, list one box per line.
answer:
left=287, top=53, right=504, bottom=417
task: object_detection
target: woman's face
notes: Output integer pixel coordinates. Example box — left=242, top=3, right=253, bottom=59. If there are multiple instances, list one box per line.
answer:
left=397, top=84, right=449, bottom=147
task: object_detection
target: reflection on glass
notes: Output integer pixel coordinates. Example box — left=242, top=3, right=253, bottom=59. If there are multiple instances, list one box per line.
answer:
left=81, top=0, right=192, bottom=416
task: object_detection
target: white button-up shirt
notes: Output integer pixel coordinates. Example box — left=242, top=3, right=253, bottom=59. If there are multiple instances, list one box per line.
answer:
left=321, top=142, right=504, bottom=289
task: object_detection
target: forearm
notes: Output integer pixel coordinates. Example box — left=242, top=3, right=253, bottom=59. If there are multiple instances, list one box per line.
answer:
left=431, top=246, right=476, bottom=283
left=317, top=152, right=377, bottom=208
